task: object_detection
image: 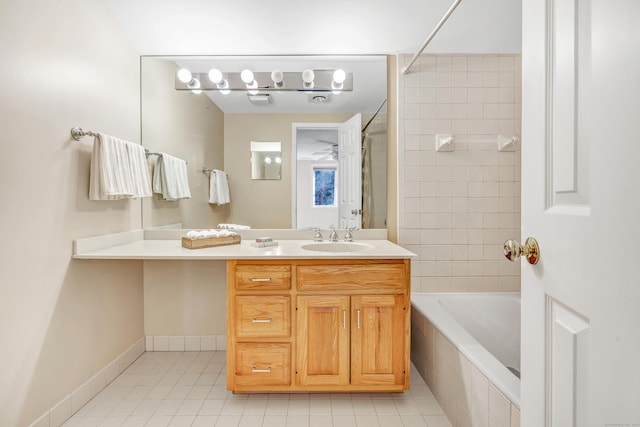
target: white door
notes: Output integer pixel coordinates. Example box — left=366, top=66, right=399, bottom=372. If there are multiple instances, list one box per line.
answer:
left=338, top=114, right=362, bottom=229
left=521, top=1, right=640, bottom=426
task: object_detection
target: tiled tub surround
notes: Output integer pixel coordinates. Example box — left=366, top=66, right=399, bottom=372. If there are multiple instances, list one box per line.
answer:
left=397, top=54, right=522, bottom=293
left=411, top=293, right=520, bottom=427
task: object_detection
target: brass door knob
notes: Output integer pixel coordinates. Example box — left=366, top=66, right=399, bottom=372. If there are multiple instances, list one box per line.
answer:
left=504, top=237, right=540, bottom=265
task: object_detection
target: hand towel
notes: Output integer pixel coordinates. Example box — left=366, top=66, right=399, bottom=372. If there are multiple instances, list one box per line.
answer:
left=89, top=133, right=151, bottom=200
left=152, top=153, right=191, bottom=201
left=126, top=142, right=152, bottom=198
left=208, top=169, right=230, bottom=205
left=217, top=223, right=251, bottom=230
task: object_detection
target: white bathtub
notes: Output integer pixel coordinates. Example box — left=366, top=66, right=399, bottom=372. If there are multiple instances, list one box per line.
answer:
left=411, top=292, right=521, bottom=424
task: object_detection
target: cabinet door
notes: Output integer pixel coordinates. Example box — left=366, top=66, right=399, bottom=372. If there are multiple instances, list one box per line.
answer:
left=351, top=295, right=406, bottom=386
left=296, top=295, right=350, bottom=386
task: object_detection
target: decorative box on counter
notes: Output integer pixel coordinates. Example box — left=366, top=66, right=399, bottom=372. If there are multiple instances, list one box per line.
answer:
left=181, top=230, right=241, bottom=249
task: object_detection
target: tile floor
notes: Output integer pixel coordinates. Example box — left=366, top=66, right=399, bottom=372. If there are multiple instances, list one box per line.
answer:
left=63, top=351, right=452, bottom=427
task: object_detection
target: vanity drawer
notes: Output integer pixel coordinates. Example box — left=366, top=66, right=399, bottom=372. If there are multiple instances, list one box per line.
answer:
left=297, top=262, right=407, bottom=291
left=234, top=343, right=291, bottom=387
left=236, top=295, right=290, bottom=338
left=235, top=265, right=291, bottom=290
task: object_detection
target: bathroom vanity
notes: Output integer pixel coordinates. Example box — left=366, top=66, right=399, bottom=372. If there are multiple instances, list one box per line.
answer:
left=227, top=258, right=410, bottom=392
left=73, top=229, right=414, bottom=393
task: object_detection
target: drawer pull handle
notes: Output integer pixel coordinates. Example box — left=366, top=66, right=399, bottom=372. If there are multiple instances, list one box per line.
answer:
left=252, top=317, right=272, bottom=323
left=252, top=365, right=272, bottom=373
left=356, top=308, right=361, bottom=329
left=251, top=277, right=272, bottom=282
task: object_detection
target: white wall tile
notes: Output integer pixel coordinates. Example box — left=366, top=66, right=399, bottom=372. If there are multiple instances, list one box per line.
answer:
left=399, top=54, right=521, bottom=293
left=185, top=336, right=201, bottom=352
left=153, top=336, right=169, bottom=352
left=510, top=405, right=520, bottom=427
left=201, top=336, right=217, bottom=351
left=489, top=383, right=511, bottom=427
left=216, top=335, right=227, bottom=351
left=49, top=396, right=72, bottom=427
left=28, top=413, right=49, bottom=427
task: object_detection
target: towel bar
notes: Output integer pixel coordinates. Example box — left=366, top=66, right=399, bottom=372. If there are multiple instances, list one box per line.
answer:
left=70, top=127, right=98, bottom=141
left=202, top=167, right=229, bottom=179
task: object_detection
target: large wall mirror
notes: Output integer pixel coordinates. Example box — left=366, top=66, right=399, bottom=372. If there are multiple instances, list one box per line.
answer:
left=141, top=55, right=388, bottom=230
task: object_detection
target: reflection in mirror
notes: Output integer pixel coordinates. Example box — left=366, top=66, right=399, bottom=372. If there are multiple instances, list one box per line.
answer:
left=141, top=55, right=388, bottom=230
left=251, top=141, right=282, bottom=180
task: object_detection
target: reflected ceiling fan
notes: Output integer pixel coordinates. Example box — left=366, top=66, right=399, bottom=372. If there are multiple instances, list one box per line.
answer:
left=311, top=139, right=338, bottom=160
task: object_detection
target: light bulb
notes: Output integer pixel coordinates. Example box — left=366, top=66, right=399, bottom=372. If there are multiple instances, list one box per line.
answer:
left=240, top=69, right=254, bottom=84
left=187, top=77, right=200, bottom=90
left=187, top=78, right=201, bottom=94
left=333, top=69, right=346, bottom=84
left=264, top=157, right=272, bottom=164
left=177, top=68, right=192, bottom=83
left=247, top=80, right=259, bottom=95
left=271, top=69, right=284, bottom=88
left=275, top=157, right=282, bottom=164
left=332, top=69, right=346, bottom=91
left=302, top=69, right=315, bottom=88
left=208, top=68, right=223, bottom=84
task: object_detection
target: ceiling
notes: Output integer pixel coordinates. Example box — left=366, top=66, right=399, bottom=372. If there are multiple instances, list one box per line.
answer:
left=105, top=0, right=521, bottom=56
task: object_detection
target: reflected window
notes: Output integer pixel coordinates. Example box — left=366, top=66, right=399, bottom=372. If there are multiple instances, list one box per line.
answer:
left=313, top=167, right=337, bottom=206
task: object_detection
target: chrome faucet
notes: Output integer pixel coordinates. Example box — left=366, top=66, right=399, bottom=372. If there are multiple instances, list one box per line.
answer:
left=312, top=228, right=323, bottom=242
left=329, top=226, right=339, bottom=242
left=344, top=228, right=355, bottom=242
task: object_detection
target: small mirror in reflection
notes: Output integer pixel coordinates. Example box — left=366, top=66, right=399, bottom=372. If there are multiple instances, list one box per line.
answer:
left=251, top=141, right=282, bottom=180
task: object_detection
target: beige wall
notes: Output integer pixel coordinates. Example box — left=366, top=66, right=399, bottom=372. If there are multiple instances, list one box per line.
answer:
left=223, top=113, right=353, bottom=228
left=0, top=1, right=144, bottom=426
left=141, top=57, right=227, bottom=229
left=143, top=261, right=227, bottom=335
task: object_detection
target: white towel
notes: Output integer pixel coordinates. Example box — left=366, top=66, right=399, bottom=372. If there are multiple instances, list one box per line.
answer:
left=152, top=153, right=191, bottom=201
left=127, top=142, right=152, bottom=198
left=208, top=169, right=230, bottom=205
left=89, top=133, right=152, bottom=200
left=217, top=223, right=251, bottom=230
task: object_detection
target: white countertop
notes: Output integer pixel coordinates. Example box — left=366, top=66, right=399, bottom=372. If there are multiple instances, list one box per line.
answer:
left=73, top=230, right=416, bottom=260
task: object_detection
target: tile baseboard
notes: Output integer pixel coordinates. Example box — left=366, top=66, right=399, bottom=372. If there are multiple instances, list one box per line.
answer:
left=145, top=334, right=226, bottom=352
left=29, top=337, right=145, bottom=427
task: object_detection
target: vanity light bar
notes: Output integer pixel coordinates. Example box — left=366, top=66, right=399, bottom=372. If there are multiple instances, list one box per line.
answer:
left=175, top=70, right=353, bottom=92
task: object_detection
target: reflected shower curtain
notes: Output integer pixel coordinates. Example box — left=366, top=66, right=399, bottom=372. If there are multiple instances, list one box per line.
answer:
left=361, top=133, right=372, bottom=229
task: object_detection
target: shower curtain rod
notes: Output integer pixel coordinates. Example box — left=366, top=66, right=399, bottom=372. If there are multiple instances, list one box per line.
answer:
left=401, top=0, right=463, bottom=75
left=362, top=99, right=387, bottom=133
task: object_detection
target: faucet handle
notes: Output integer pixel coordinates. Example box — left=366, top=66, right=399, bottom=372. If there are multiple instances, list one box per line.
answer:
left=344, top=227, right=355, bottom=242
left=312, top=227, right=323, bottom=242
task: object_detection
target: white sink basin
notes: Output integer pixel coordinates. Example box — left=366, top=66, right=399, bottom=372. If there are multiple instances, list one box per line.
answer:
left=301, top=242, right=374, bottom=253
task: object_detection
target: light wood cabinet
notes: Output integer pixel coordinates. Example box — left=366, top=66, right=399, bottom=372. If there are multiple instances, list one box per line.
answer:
left=227, top=259, right=411, bottom=393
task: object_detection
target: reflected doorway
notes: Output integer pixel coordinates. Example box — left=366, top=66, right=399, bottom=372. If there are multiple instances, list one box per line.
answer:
left=292, top=114, right=362, bottom=229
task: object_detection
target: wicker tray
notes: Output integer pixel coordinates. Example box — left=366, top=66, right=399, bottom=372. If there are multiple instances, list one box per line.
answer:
left=181, top=234, right=241, bottom=249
